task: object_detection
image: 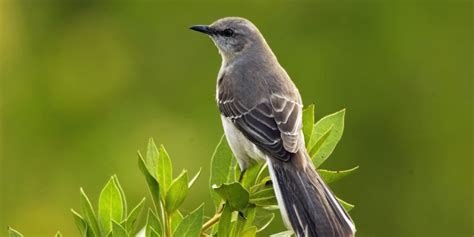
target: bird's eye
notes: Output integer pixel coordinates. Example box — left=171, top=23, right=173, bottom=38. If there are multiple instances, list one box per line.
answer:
left=222, top=28, right=234, bottom=37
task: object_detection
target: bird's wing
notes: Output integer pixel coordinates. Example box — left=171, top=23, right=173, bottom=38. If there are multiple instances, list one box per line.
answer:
left=218, top=91, right=303, bottom=161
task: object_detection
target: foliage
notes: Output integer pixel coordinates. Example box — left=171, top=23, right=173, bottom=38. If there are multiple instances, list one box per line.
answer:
left=7, top=105, right=357, bottom=237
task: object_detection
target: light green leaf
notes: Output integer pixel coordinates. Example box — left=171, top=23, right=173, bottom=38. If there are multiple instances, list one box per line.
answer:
left=156, top=145, right=173, bottom=200
left=111, top=221, right=128, bottom=237
left=165, top=170, right=189, bottom=213
left=55, top=231, right=63, bottom=237
left=170, top=210, right=184, bottom=233
left=319, top=166, right=359, bottom=184
left=249, top=187, right=277, bottom=207
left=71, top=209, right=88, bottom=237
left=240, top=226, right=257, bottom=237
left=188, top=168, right=201, bottom=188
left=112, top=175, right=128, bottom=216
left=146, top=138, right=159, bottom=177
left=210, top=135, right=236, bottom=207
left=8, top=227, right=23, bottom=237
left=173, top=205, right=204, bottom=237
left=146, top=209, right=162, bottom=236
left=80, top=188, right=101, bottom=237
left=98, top=177, right=124, bottom=233
left=308, top=125, right=333, bottom=160
left=303, top=104, right=315, bottom=145
left=217, top=203, right=232, bottom=237
left=336, top=197, right=355, bottom=212
left=138, top=153, right=160, bottom=211
left=243, top=206, right=256, bottom=230
left=212, top=182, right=249, bottom=211
left=124, top=198, right=146, bottom=232
left=309, top=109, right=345, bottom=167
left=270, top=230, right=294, bottom=237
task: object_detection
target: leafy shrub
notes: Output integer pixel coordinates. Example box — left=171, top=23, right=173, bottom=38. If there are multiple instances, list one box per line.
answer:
left=8, top=105, right=357, bottom=237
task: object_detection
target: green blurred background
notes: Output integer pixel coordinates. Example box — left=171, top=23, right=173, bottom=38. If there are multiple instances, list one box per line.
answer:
left=1, top=0, right=472, bottom=236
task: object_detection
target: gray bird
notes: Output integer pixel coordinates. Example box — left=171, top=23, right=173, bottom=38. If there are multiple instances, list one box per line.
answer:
left=190, top=17, right=356, bottom=237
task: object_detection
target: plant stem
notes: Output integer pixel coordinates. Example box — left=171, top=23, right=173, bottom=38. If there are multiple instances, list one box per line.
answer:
left=201, top=202, right=225, bottom=234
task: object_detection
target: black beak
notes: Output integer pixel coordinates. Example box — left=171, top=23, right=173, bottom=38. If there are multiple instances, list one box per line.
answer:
left=190, top=25, right=211, bottom=35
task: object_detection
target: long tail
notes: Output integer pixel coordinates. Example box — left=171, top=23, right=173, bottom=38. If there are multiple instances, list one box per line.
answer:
left=267, top=150, right=356, bottom=237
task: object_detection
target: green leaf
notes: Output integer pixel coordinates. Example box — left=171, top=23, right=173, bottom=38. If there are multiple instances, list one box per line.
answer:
left=7, top=227, right=23, bottom=237
left=318, top=166, right=359, bottom=184
left=217, top=203, right=232, bottom=237
left=253, top=208, right=275, bottom=232
left=156, top=145, right=173, bottom=199
left=303, top=104, right=315, bottom=145
left=249, top=187, right=277, bottom=207
left=336, top=197, right=355, bottom=212
left=188, top=168, right=201, bottom=188
left=146, top=227, right=160, bottom=237
left=240, top=164, right=262, bottom=189
left=308, top=109, right=345, bottom=167
left=170, top=210, right=184, bottom=233
left=146, top=209, right=163, bottom=236
left=55, top=231, right=63, bottom=237
left=270, top=230, right=294, bottom=237
left=165, top=170, right=189, bottom=213
left=210, top=136, right=237, bottom=208
left=173, top=205, right=204, bottom=237
left=240, top=226, right=257, bottom=237
left=80, top=188, right=101, bottom=237
left=71, top=209, right=88, bottom=237
left=146, top=138, right=159, bottom=177
left=112, top=175, right=128, bottom=216
left=124, top=198, right=146, bottom=232
left=138, top=153, right=160, bottom=211
left=308, top=125, right=332, bottom=160
left=212, top=182, right=249, bottom=211
left=98, top=177, right=125, bottom=233
left=111, top=221, right=128, bottom=237
left=243, top=206, right=256, bottom=230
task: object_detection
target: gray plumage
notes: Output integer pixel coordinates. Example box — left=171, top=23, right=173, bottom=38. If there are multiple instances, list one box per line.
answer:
left=191, top=17, right=355, bottom=237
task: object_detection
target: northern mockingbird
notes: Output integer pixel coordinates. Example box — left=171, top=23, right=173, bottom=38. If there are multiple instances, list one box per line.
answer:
left=190, top=17, right=355, bottom=237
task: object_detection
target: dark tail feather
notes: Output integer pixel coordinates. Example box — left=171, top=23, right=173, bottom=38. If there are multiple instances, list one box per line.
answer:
left=267, top=150, right=355, bottom=237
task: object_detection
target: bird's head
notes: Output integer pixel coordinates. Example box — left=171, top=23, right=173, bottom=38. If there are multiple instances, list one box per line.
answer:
left=190, top=17, right=269, bottom=61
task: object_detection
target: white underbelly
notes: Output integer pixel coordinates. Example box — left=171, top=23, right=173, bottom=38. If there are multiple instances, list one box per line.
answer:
left=221, top=115, right=266, bottom=170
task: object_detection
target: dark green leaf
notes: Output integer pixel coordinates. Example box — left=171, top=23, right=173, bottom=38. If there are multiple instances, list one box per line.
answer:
left=318, top=166, right=359, bottom=184
left=249, top=187, right=277, bottom=207
left=212, top=182, right=249, bottom=211
left=173, top=205, right=204, bottom=237
left=80, top=188, right=101, bottom=237
left=124, top=198, right=146, bottom=232
left=188, top=168, right=201, bottom=188
left=7, top=227, right=23, bottom=237
left=303, top=104, right=315, bottom=145
left=111, top=221, right=128, bottom=237
left=253, top=208, right=275, bottom=232
left=71, top=209, right=88, bottom=237
left=156, top=145, right=173, bottom=200
left=336, top=197, right=355, bottom=212
left=309, top=109, right=345, bottom=167
left=210, top=136, right=236, bottom=207
left=270, top=230, right=294, bottom=237
left=170, top=210, right=184, bottom=233
left=217, top=203, right=232, bottom=237
left=98, top=177, right=124, bottom=233
left=146, top=209, right=162, bottom=236
left=138, top=153, right=160, bottom=211
left=240, top=164, right=262, bottom=189
left=165, top=170, right=189, bottom=213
